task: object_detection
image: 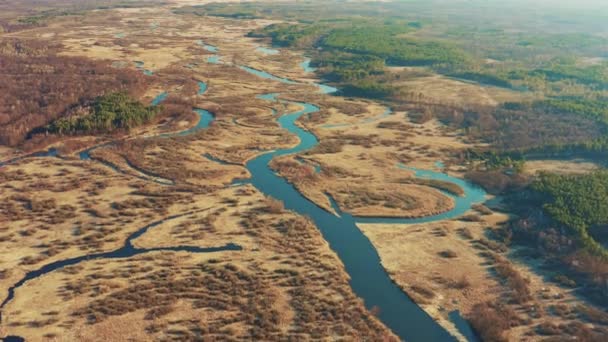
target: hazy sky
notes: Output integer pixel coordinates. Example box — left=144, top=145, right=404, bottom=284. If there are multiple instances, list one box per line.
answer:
left=481, top=0, right=606, bottom=10
left=400, top=0, right=608, bottom=11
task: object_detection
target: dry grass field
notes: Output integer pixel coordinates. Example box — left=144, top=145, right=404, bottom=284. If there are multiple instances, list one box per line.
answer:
left=1, top=1, right=603, bottom=341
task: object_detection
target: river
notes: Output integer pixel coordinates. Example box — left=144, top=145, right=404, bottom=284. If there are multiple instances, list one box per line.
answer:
left=240, top=62, right=486, bottom=340
left=1, top=60, right=486, bottom=342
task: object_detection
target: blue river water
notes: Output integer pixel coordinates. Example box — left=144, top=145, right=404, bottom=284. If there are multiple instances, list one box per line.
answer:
left=198, top=81, right=208, bottom=95
left=449, top=310, right=479, bottom=342
left=256, top=93, right=279, bottom=101
left=196, top=40, right=220, bottom=63
left=207, top=55, right=220, bottom=64
left=0, top=149, right=58, bottom=168
left=0, top=58, right=486, bottom=341
left=0, top=82, right=228, bottom=335
left=80, top=84, right=210, bottom=160
left=197, top=40, right=218, bottom=53
left=317, top=83, right=338, bottom=94
left=0, top=212, right=241, bottom=327
left=256, top=46, right=280, bottom=55
left=355, top=164, right=486, bottom=224
left=239, top=66, right=298, bottom=84
left=295, top=156, right=321, bottom=174
left=240, top=65, right=337, bottom=94
left=300, top=58, right=316, bottom=73
left=158, top=109, right=214, bottom=138
left=249, top=93, right=486, bottom=341
left=134, top=61, right=154, bottom=76
left=151, top=91, right=168, bottom=106
left=2, top=89, right=175, bottom=165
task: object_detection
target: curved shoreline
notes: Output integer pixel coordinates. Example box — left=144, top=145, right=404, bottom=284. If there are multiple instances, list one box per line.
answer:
left=250, top=94, right=457, bottom=341
left=0, top=57, right=487, bottom=342
left=0, top=210, right=242, bottom=320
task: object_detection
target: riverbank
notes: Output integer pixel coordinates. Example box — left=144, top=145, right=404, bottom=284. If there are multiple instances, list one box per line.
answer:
left=358, top=212, right=508, bottom=341
left=4, top=1, right=605, bottom=341
left=0, top=6, right=400, bottom=340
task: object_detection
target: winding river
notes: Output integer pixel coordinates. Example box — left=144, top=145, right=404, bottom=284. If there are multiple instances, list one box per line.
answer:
left=0, top=83, right=237, bottom=340
left=240, top=65, right=338, bottom=94
left=0, top=59, right=487, bottom=341
left=256, top=46, right=280, bottom=55
left=249, top=92, right=486, bottom=341
left=0, top=211, right=241, bottom=320
left=241, top=63, right=486, bottom=340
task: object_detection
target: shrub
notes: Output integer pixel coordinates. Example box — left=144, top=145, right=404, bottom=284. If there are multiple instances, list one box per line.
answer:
left=468, top=302, right=514, bottom=342
left=439, top=250, right=458, bottom=258
left=410, top=285, right=435, bottom=299
left=493, top=256, right=531, bottom=303
left=450, top=275, right=471, bottom=289
left=553, top=274, right=576, bottom=288
left=263, top=197, right=284, bottom=214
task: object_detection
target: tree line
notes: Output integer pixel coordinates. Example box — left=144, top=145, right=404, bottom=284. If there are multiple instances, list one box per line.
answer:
left=46, top=92, right=159, bottom=135
left=0, top=38, right=150, bottom=146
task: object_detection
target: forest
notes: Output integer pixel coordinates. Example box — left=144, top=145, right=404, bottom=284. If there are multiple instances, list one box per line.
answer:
left=480, top=171, right=608, bottom=310
left=321, top=25, right=466, bottom=66
left=46, top=92, right=159, bottom=135
left=532, top=172, right=608, bottom=259
left=193, top=1, right=608, bottom=95
left=249, top=20, right=467, bottom=98
left=208, top=0, right=608, bottom=314
left=0, top=39, right=150, bottom=146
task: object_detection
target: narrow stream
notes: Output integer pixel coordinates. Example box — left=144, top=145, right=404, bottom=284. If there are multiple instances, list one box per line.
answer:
left=256, top=46, right=280, bottom=55
left=207, top=55, right=220, bottom=64
left=0, top=212, right=241, bottom=319
left=356, top=163, right=487, bottom=224
left=134, top=61, right=154, bottom=76
left=300, top=58, right=316, bottom=73
left=240, top=65, right=337, bottom=94
left=80, top=88, right=213, bottom=164
left=0, top=149, right=58, bottom=168
left=0, top=83, right=234, bottom=337
left=198, top=81, right=208, bottom=95
left=239, top=66, right=298, bottom=84
left=196, top=40, right=218, bottom=53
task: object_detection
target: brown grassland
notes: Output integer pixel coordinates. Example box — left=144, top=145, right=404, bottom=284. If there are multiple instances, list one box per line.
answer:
left=1, top=1, right=606, bottom=341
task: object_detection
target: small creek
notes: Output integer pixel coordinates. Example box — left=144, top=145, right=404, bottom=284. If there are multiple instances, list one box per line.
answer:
left=0, top=83, right=237, bottom=333
left=256, top=46, right=280, bottom=55
left=355, top=163, right=487, bottom=225
left=207, top=55, right=220, bottom=64
left=196, top=40, right=218, bottom=53
left=0, top=212, right=241, bottom=319
left=134, top=61, right=154, bottom=76
left=80, top=88, right=212, bottom=163
left=0, top=149, right=58, bottom=168
left=240, top=64, right=337, bottom=94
